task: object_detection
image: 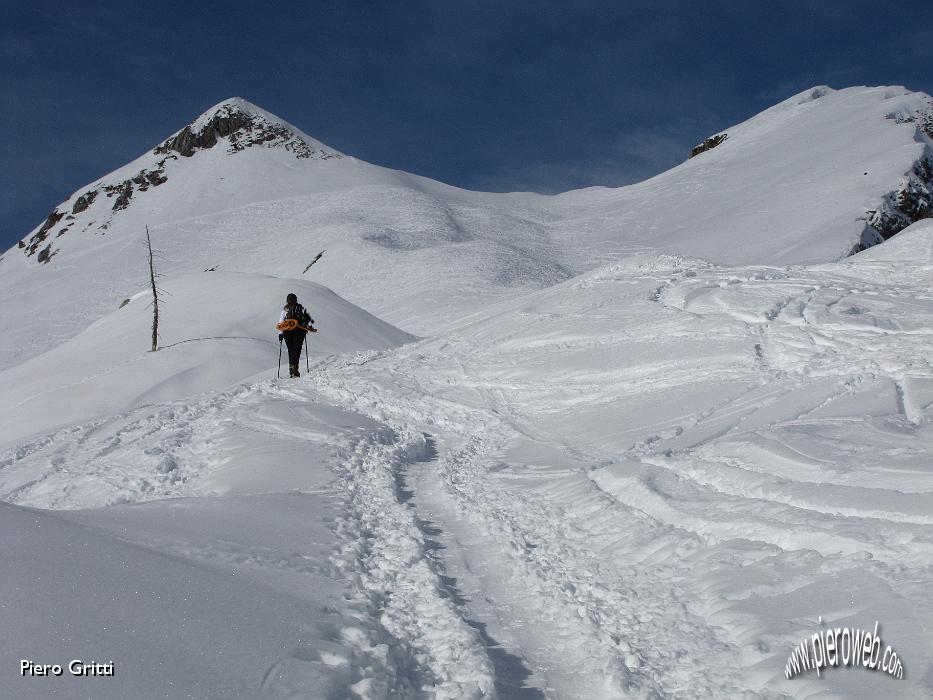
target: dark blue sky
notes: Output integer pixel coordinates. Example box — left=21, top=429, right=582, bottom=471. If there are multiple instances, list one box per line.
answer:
left=3, top=0, right=932, bottom=250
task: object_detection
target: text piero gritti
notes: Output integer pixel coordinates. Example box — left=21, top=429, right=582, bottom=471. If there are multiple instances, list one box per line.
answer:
left=20, top=659, right=115, bottom=677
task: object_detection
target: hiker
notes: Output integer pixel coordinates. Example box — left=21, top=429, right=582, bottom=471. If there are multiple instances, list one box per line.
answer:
left=277, top=293, right=316, bottom=377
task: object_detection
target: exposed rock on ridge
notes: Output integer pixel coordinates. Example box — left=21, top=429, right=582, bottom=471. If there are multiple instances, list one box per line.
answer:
left=689, top=133, right=728, bottom=159
left=154, top=100, right=339, bottom=161
left=860, top=103, right=933, bottom=250
left=21, top=99, right=341, bottom=263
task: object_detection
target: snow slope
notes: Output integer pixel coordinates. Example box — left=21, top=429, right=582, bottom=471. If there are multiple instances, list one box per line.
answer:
left=293, top=220, right=933, bottom=698
left=1, top=86, right=930, bottom=371
left=2, top=88, right=933, bottom=699
left=549, top=86, right=932, bottom=266
left=1, top=393, right=471, bottom=700
left=0, top=271, right=413, bottom=447
left=3, top=222, right=931, bottom=698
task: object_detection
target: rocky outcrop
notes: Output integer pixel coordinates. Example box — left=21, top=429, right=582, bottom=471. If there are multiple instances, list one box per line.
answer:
left=23, top=160, right=173, bottom=261
left=36, top=244, right=57, bottom=264
left=859, top=104, right=933, bottom=251
left=689, top=133, right=728, bottom=159
left=154, top=101, right=336, bottom=161
left=863, top=152, right=933, bottom=246
left=72, top=190, right=97, bottom=214
left=155, top=109, right=253, bottom=157
left=110, top=182, right=133, bottom=211
left=24, top=209, right=65, bottom=258
left=104, top=166, right=170, bottom=212
left=890, top=101, right=933, bottom=140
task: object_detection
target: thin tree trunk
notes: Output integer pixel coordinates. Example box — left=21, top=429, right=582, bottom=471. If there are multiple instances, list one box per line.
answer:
left=302, top=250, right=324, bottom=274
left=146, top=226, right=159, bottom=351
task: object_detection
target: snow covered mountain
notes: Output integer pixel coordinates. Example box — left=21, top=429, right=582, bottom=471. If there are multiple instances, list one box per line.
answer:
left=1, top=86, right=930, bottom=371
left=2, top=86, right=933, bottom=699
left=550, top=86, right=931, bottom=263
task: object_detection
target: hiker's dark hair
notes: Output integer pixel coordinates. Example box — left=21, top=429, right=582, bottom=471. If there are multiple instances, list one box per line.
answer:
left=285, top=293, right=298, bottom=307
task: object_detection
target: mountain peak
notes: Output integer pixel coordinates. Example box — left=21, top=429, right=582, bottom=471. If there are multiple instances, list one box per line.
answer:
left=16, top=97, right=343, bottom=264
left=156, top=97, right=340, bottom=161
left=203, top=95, right=265, bottom=114
left=188, top=97, right=272, bottom=132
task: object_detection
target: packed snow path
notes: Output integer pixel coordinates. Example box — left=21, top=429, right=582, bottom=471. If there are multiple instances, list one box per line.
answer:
left=2, top=241, right=932, bottom=697
left=304, top=246, right=933, bottom=698
left=2, top=383, right=511, bottom=698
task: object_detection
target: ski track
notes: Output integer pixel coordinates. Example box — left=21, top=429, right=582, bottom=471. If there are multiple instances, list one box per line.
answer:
left=327, top=427, right=497, bottom=699
left=307, top=355, right=753, bottom=698
left=2, top=253, right=932, bottom=697
left=303, top=254, right=933, bottom=697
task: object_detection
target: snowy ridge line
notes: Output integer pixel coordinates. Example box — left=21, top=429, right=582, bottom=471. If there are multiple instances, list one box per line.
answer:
left=322, top=418, right=496, bottom=699
left=308, top=357, right=746, bottom=698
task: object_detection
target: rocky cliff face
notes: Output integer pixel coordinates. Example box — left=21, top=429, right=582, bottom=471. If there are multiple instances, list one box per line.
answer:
left=153, top=100, right=336, bottom=160
left=860, top=102, right=933, bottom=250
left=19, top=99, right=340, bottom=263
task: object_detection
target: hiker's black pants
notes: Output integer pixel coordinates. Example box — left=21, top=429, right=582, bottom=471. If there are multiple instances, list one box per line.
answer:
left=284, top=330, right=305, bottom=368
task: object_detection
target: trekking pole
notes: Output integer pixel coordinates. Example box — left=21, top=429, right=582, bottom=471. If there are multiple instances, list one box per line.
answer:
left=304, top=335, right=310, bottom=374
left=277, top=337, right=283, bottom=379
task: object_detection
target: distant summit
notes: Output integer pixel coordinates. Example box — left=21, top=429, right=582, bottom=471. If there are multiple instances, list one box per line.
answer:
left=19, top=98, right=341, bottom=263
left=155, top=97, right=341, bottom=161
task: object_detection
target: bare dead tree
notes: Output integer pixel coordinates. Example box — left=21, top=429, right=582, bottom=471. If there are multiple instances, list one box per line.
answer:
left=146, top=226, right=160, bottom=351
left=302, top=250, right=324, bottom=274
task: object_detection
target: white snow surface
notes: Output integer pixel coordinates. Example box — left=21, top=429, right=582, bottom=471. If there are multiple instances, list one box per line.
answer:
left=0, top=271, right=413, bottom=446
left=1, top=86, right=929, bottom=369
left=2, top=88, right=933, bottom=699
